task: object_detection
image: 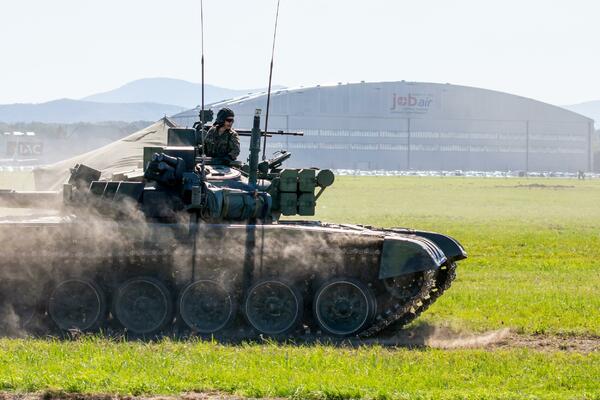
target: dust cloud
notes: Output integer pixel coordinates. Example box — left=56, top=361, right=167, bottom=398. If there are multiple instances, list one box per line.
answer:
left=0, top=196, right=158, bottom=336
left=425, top=327, right=511, bottom=349
left=361, top=324, right=511, bottom=349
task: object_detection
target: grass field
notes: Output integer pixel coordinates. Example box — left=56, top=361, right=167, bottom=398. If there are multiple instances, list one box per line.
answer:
left=1, top=174, right=599, bottom=399
left=0, top=339, right=599, bottom=399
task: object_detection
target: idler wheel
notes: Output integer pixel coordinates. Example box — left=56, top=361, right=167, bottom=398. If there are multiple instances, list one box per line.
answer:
left=313, top=278, right=376, bottom=337
left=244, top=280, right=303, bottom=335
left=178, top=280, right=236, bottom=334
left=113, top=277, right=173, bottom=335
left=48, top=279, right=106, bottom=331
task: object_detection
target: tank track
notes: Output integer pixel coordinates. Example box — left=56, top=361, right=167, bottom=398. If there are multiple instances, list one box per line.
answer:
left=382, top=262, right=457, bottom=334
left=360, top=269, right=435, bottom=338
left=359, top=262, right=456, bottom=338
left=5, top=261, right=455, bottom=340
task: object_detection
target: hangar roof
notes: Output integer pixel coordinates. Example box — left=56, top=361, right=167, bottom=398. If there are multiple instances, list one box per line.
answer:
left=174, top=81, right=593, bottom=124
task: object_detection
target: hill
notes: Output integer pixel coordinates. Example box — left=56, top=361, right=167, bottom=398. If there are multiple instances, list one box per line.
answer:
left=0, top=99, right=183, bottom=123
left=82, top=77, right=282, bottom=109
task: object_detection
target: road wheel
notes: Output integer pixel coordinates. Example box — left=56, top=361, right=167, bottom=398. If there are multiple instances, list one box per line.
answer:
left=48, top=279, right=106, bottom=331
left=313, top=278, right=376, bottom=337
left=178, top=280, right=236, bottom=334
left=113, top=277, right=173, bottom=335
left=244, top=279, right=303, bottom=336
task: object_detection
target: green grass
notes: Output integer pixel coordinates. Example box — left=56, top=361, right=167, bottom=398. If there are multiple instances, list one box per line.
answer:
left=0, top=338, right=599, bottom=399
left=1, top=176, right=600, bottom=399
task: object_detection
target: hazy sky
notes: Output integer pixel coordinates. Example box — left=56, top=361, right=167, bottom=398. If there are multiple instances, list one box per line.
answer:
left=1, top=0, right=598, bottom=105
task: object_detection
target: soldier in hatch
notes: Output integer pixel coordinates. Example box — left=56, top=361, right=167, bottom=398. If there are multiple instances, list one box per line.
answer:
left=203, top=107, right=240, bottom=161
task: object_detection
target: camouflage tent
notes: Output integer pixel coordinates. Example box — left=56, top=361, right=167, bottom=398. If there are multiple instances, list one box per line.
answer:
left=33, top=117, right=176, bottom=190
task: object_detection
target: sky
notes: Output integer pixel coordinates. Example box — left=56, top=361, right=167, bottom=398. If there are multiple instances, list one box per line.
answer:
left=0, top=0, right=599, bottom=106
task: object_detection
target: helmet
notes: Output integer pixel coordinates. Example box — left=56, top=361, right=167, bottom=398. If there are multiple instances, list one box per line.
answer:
left=215, top=108, right=235, bottom=124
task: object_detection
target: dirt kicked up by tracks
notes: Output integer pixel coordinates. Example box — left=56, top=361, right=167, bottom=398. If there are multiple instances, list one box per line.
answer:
left=359, top=325, right=600, bottom=352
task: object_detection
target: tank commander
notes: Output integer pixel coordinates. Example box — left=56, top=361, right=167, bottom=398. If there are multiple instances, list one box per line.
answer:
left=203, top=107, right=240, bottom=161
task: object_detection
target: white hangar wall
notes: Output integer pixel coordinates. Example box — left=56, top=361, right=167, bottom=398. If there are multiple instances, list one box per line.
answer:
left=173, top=81, right=595, bottom=172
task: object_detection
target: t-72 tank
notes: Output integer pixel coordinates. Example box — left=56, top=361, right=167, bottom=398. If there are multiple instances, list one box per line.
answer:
left=0, top=109, right=466, bottom=338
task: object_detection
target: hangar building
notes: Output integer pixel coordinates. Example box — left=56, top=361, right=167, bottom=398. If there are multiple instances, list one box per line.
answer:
left=172, top=81, right=595, bottom=172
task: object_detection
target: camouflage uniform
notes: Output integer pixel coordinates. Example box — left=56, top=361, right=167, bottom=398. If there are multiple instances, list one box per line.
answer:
left=203, top=126, right=240, bottom=161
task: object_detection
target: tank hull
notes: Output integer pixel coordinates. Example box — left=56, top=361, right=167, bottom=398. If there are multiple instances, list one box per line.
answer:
left=0, top=214, right=464, bottom=338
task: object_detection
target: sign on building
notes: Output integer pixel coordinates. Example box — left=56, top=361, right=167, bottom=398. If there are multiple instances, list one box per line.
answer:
left=6, top=141, right=44, bottom=156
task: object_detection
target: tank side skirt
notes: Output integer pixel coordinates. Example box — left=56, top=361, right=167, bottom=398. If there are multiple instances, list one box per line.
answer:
left=389, top=228, right=467, bottom=262
left=379, top=236, right=445, bottom=279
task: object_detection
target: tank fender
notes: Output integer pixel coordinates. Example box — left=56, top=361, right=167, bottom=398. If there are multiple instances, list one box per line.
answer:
left=379, top=235, right=446, bottom=279
left=410, top=230, right=467, bottom=262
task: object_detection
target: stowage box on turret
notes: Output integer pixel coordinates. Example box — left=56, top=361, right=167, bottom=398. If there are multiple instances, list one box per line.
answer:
left=0, top=110, right=466, bottom=338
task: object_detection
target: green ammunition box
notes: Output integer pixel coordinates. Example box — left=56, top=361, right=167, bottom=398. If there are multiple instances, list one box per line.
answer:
left=279, top=169, right=298, bottom=192
left=280, top=192, right=298, bottom=215
left=298, top=169, right=316, bottom=192
left=298, top=192, right=315, bottom=215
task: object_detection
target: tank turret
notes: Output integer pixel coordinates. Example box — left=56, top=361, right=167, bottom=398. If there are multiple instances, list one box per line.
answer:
left=56, top=109, right=334, bottom=224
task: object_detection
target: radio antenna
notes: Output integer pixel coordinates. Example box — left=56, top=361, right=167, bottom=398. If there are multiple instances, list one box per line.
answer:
left=201, top=0, right=205, bottom=117
left=262, top=0, right=281, bottom=160
left=192, top=0, right=206, bottom=283
left=199, top=0, right=206, bottom=157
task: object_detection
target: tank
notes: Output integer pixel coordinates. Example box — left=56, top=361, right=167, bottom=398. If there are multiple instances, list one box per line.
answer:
left=0, top=109, right=466, bottom=338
